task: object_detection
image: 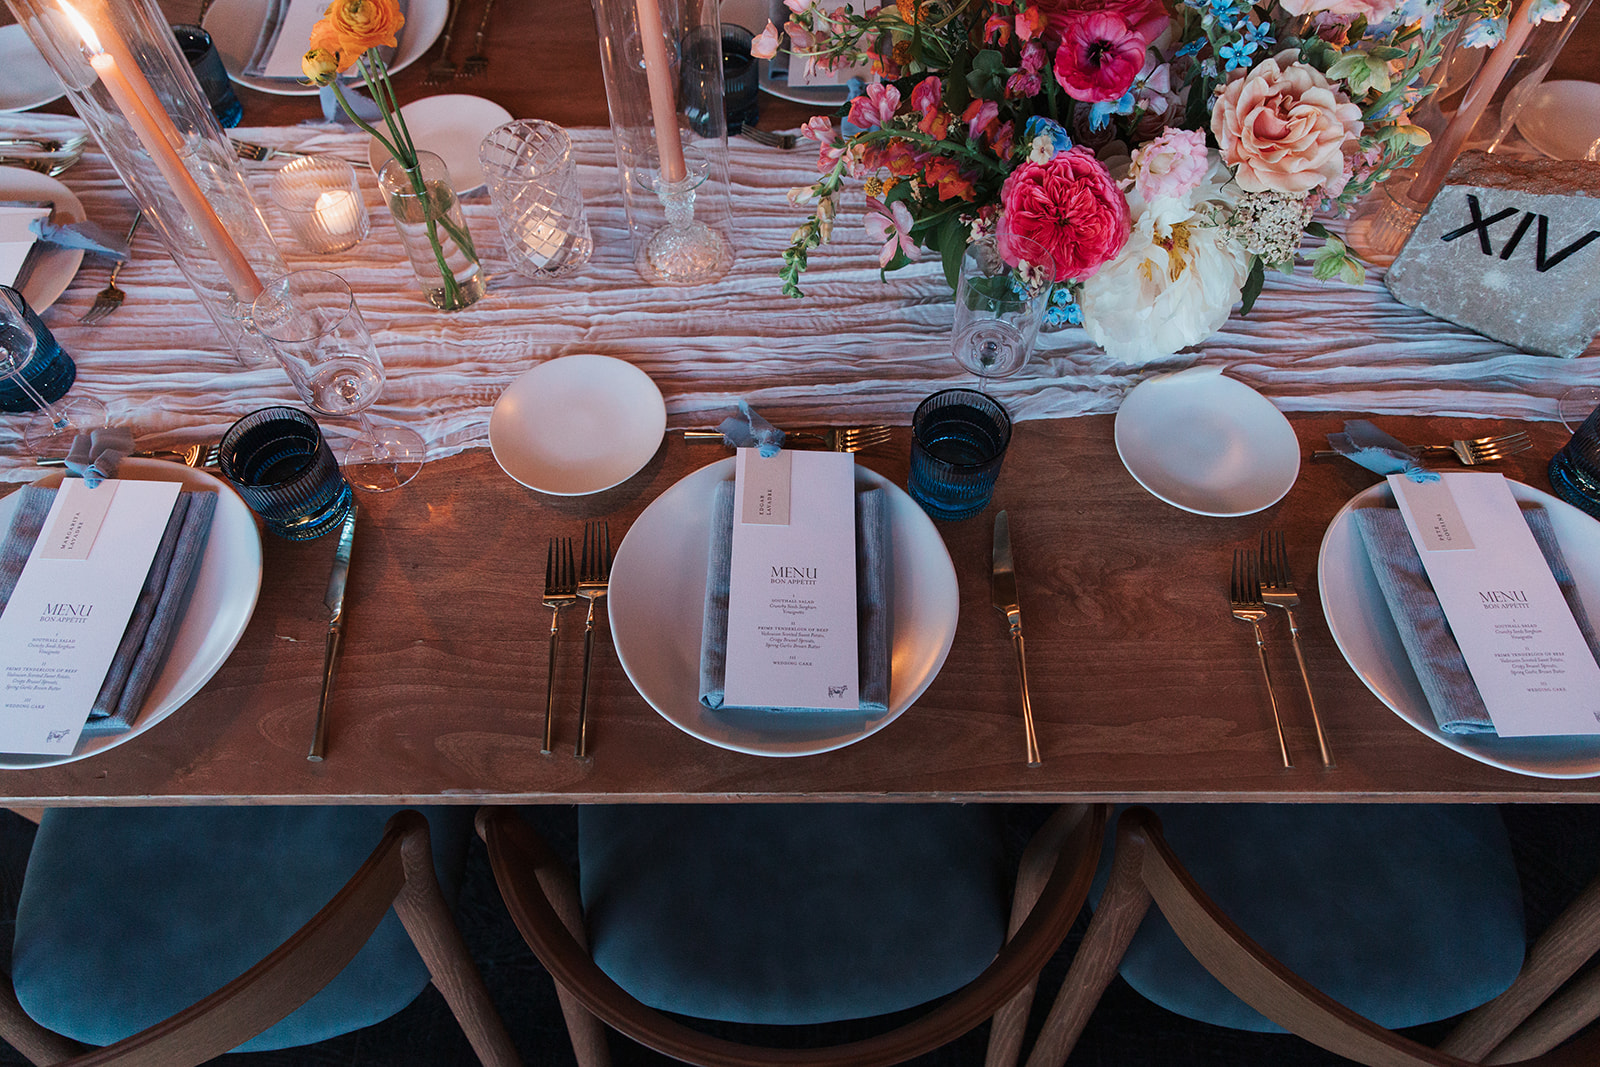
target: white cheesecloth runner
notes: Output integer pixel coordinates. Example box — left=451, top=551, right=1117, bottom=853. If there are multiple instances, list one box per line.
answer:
left=1, top=114, right=1596, bottom=484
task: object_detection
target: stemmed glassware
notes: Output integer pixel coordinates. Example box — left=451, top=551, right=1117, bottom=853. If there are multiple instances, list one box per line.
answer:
left=250, top=270, right=424, bottom=492
left=952, top=232, right=1056, bottom=383
left=0, top=285, right=107, bottom=454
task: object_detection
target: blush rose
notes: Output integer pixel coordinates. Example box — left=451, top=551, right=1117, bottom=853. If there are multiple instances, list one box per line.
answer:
left=1210, top=49, right=1362, bottom=194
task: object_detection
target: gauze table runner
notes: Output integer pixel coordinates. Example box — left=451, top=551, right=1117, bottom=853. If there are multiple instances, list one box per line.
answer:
left=0, top=114, right=1595, bottom=483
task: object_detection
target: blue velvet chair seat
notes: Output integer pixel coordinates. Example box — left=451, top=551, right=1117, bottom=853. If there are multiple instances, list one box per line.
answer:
left=12, top=805, right=470, bottom=1053
left=1091, top=804, right=1525, bottom=1033
left=578, top=803, right=1011, bottom=1025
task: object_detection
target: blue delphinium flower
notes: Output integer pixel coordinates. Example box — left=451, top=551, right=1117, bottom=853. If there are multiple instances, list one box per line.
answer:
left=1089, top=90, right=1135, bottom=131
left=1218, top=37, right=1255, bottom=70
left=1462, top=15, right=1505, bottom=47
left=1045, top=287, right=1082, bottom=327
left=1022, top=116, right=1073, bottom=158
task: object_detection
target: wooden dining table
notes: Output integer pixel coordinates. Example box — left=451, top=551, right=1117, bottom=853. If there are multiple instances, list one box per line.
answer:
left=0, top=0, right=1598, bottom=806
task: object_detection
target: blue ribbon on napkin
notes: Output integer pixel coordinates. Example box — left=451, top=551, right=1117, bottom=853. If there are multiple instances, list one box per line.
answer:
left=699, top=479, right=890, bottom=713
left=715, top=400, right=786, bottom=458
left=28, top=217, right=131, bottom=262
left=320, top=84, right=385, bottom=124
left=64, top=427, right=135, bottom=489
left=1325, top=420, right=1438, bottom=483
left=1354, top=505, right=1600, bottom=735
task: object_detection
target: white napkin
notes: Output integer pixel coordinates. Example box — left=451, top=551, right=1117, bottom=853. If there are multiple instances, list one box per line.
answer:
left=0, top=204, right=50, bottom=288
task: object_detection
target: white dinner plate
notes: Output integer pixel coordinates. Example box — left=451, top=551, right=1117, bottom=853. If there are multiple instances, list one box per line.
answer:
left=1514, top=81, right=1600, bottom=161
left=490, top=355, right=666, bottom=496
left=1318, top=478, right=1600, bottom=779
left=366, top=95, right=512, bottom=193
left=0, top=24, right=64, bottom=113
left=1114, top=366, right=1300, bottom=517
left=0, top=459, right=263, bottom=768
left=0, top=166, right=85, bottom=313
left=609, top=458, right=959, bottom=757
left=203, top=0, right=447, bottom=97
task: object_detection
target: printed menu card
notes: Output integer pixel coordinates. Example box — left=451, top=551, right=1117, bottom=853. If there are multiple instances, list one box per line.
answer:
left=723, top=448, right=860, bottom=711
left=0, top=479, right=181, bottom=754
left=1390, top=472, right=1600, bottom=736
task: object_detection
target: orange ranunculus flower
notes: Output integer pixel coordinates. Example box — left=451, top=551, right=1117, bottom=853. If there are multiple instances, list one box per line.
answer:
left=322, top=0, right=405, bottom=57
left=307, top=19, right=357, bottom=73
left=302, top=47, right=340, bottom=83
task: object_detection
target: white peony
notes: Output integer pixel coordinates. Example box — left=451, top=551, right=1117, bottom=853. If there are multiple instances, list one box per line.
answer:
left=1079, top=152, right=1251, bottom=364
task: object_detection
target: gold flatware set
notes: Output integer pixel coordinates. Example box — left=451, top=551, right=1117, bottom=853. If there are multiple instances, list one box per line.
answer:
left=541, top=521, right=611, bottom=759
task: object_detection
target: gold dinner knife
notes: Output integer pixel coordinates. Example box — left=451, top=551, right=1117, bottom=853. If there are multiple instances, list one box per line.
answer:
left=308, top=503, right=358, bottom=762
left=992, top=510, right=1042, bottom=767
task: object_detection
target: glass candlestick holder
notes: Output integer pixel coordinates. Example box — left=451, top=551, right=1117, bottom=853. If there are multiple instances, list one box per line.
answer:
left=590, top=0, right=735, bottom=286
left=5, top=0, right=287, bottom=364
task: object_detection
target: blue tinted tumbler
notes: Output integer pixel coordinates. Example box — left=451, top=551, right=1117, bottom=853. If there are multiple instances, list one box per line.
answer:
left=173, top=25, right=243, bottom=128
left=1549, top=403, right=1600, bottom=519
left=0, top=285, right=74, bottom=414
left=908, top=389, right=1012, bottom=521
left=219, top=407, right=352, bottom=540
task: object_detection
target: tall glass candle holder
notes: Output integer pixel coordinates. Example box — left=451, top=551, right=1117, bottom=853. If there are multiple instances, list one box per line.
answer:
left=590, top=0, right=735, bottom=285
left=5, top=0, right=285, bottom=363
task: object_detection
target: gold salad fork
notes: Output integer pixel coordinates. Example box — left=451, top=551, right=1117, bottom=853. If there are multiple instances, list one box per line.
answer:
left=541, top=536, right=577, bottom=756
left=424, top=0, right=467, bottom=84
left=37, top=441, right=219, bottom=469
left=1231, top=548, right=1292, bottom=770
left=1259, top=531, right=1332, bottom=768
left=574, top=521, right=612, bottom=760
left=681, top=425, right=893, bottom=453
left=458, top=0, right=496, bottom=77
left=1312, top=431, right=1532, bottom=466
left=80, top=213, right=142, bottom=325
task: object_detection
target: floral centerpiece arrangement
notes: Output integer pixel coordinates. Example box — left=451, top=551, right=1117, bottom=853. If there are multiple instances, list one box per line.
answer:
left=762, top=0, right=1551, bottom=361
left=301, top=0, right=483, bottom=310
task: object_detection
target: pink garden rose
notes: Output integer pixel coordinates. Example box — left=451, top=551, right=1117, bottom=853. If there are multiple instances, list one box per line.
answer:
left=1276, top=0, right=1398, bottom=22
left=1129, top=127, right=1209, bottom=202
left=998, top=145, right=1129, bottom=281
left=1053, top=11, right=1151, bottom=103
left=1210, top=49, right=1363, bottom=194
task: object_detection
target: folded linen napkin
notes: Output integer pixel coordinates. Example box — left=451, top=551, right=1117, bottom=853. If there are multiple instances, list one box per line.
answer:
left=699, top=479, right=890, bottom=713
left=1354, top=506, right=1600, bottom=735
left=0, top=486, right=217, bottom=738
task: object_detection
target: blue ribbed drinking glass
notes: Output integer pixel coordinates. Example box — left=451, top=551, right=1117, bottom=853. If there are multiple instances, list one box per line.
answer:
left=0, top=284, right=75, bottom=414
left=218, top=407, right=352, bottom=540
left=907, top=388, right=1012, bottom=521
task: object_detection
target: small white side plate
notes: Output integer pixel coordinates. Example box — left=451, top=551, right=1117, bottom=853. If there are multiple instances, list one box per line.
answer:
left=490, top=355, right=667, bottom=496
left=366, top=95, right=512, bottom=193
left=1515, top=81, right=1600, bottom=161
left=0, top=24, right=64, bottom=113
left=0, top=166, right=85, bottom=313
left=1114, top=366, right=1300, bottom=517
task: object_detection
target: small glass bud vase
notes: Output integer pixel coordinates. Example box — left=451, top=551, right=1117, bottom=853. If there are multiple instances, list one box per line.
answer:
left=377, top=150, right=486, bottom=311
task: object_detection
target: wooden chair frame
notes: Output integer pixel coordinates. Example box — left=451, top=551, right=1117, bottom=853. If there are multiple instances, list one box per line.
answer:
left=474, top=803, right=1109, bottom=1067
left=0, top=810, right=520, bottom=1067
left=1023, top=806, right=1600, bottom=1067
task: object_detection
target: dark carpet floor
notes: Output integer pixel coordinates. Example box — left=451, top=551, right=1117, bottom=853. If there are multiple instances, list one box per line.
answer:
left=0, top=803, right=1596, bottom=1067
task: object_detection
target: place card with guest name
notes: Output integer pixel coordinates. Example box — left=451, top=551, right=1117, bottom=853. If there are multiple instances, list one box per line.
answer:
left=723, top=448, right=860, bottom=711
left=1391, top=472, right=1600, bottom=736
left=0, top=478, right=181, bottom=754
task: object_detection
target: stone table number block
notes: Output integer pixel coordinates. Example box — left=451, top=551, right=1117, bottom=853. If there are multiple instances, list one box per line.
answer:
left=1387, top=153, right=1600, bottom=358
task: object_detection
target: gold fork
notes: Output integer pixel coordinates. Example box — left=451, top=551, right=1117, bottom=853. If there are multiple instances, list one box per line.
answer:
left=681, top=425, right=894, bottom=453
left=424, top=0, right=467, bottom=84
left=458, top=0, right=496, bottom=77
left=575, top=521, right=612, bottom=760
left=1231, top=548, right=1292, bottom=770
left=80, top=213, right=142, bottom=325
left=1312, top=431, right=1533, bottom=466
left=1259, top=531, right=1332, bottom=768
left=541, top=536, right=577, bottom=756
left=35, top=441, right=218, bottom=469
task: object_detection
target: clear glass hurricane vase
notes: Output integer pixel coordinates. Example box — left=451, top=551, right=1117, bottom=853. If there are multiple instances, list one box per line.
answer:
left=377, top=151, right=485, bottom=311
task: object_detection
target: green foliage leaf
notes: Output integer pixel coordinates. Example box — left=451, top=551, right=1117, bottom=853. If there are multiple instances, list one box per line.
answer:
left=945, top=47, right=972, bottom=115
left=966, top=48, right=1007, bottom=100
left=1238, top=256, right=1266, bottom=316
left=934, top=215, right=970, bottom=292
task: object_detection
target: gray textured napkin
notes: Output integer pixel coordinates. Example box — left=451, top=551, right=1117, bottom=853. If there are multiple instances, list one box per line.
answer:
left=699, top=480, right=890, bottom=713
left=1354, top=506, right=1600, bottom=735
left=0, top=486, right=217, bottom=738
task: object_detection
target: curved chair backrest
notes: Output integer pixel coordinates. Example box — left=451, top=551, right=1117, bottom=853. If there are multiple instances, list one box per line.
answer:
left=476, top=803, right=1108, bottom=1067
left=0, top=810, right=519, bottom=1067
left=1024, top=807, right=1600, bottom=1067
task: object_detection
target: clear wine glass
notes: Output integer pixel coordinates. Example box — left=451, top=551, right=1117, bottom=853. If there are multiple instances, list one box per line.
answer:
left=953, top=231, right=1056, bottom=384
left=250, top=270, right=423, bottom=492
left=0, top=285, right=107, bottom=455
left=1557, top=385, right=1600, bottom=434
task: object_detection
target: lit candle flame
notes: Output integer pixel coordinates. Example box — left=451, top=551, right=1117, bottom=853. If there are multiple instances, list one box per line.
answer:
left=56, top=0, right=105, bottom=56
